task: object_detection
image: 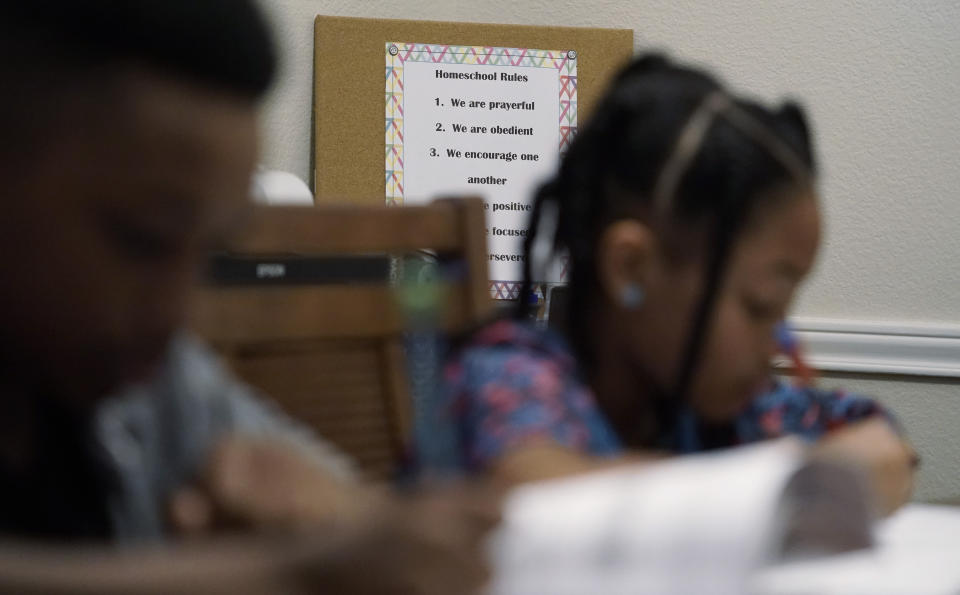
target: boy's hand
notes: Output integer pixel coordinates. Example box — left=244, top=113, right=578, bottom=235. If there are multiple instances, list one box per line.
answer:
left=167, top=436, right=501, bottom=594
left=811, top=417, right=916, bottom=517
left=0, top=486, right=500, bottom=595
left=169, top=436, right=379, bottom=533
left=301, top=486, right=500, bottom=594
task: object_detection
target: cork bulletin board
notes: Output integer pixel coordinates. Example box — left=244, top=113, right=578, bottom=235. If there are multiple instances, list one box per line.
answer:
left=312, top=16, right=634, bottom=204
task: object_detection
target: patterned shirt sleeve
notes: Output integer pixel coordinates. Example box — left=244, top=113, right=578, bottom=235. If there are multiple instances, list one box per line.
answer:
left=736, top=379, right=899, bottom=444
left=445, top=344, right=620, bottom=471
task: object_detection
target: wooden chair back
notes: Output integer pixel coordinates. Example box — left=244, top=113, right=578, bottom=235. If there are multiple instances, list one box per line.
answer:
left=191, top=198, right=491, bottom=479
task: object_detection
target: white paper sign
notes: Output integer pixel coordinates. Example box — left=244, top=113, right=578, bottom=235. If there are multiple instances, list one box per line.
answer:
left=386, top=43, right=578, bottom=296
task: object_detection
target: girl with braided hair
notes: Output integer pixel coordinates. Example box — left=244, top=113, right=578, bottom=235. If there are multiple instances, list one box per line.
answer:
left=445, top=54, right=915, bottom=516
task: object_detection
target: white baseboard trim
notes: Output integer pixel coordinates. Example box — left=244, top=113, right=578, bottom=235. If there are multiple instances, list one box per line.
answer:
left=785, top=317, right=960, bottom=378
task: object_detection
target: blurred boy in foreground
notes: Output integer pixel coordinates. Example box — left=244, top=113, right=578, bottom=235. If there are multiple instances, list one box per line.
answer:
left=0, top=1, right=492, bottom=592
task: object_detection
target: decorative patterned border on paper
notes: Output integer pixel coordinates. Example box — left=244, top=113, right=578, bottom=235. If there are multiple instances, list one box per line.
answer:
left=490, top=281, right=525, bottom=301
left=385, top=42, right=578, bottom=296
left=385, top=45, right=405, bottom=206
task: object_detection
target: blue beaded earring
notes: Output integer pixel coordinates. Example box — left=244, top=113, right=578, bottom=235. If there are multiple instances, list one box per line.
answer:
left=620, top=283, right=646, bottom=310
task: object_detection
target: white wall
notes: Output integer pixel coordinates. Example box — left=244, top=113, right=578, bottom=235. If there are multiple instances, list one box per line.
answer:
left=257, top=0, right=959, bottom=500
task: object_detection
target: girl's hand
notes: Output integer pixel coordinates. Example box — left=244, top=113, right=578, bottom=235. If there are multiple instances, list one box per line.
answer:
left=810, top=417, right=917, bottom=517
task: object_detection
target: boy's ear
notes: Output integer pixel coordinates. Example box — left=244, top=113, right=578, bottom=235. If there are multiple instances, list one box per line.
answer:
left=596, top=220, right=656, bottom=309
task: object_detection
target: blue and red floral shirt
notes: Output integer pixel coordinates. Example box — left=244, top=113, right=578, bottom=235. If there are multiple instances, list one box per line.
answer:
left=443, top=319, right=892, bottom=471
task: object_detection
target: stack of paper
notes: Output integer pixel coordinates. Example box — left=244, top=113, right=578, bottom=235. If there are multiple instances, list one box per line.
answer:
left=487, top=439, right=854, bottom=595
